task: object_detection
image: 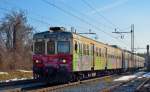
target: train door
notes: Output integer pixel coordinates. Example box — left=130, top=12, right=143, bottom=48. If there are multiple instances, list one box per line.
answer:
left=122, top=51, right=125, bottom=70
left=128, top=54, right=130, bottom=69
left=90, top=43, right=95, bottom=71
left=105, top=47, right=108, bottom=70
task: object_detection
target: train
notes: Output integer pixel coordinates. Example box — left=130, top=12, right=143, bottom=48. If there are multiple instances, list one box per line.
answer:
left=32, top=27, right=145, bottom=82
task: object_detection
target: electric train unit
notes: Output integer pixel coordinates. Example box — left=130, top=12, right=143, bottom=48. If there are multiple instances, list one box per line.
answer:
left=32, top=27, right=145, bottom=82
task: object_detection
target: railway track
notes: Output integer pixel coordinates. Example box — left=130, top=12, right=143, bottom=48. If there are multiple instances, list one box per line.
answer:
left=135, top=78, right=150, bottom=92
left=0, top=72, right=145, bottom=92
left=0, top=79, right=35, bottom=87
left=0, top=79, right=46, bottom=92
left=23, top=75, right=117, bottom=92
left=25, top=73, right=134, bottom=92
left=0, top=74, right=115, bottom=92
left=101, top=72, right=148, bottom=92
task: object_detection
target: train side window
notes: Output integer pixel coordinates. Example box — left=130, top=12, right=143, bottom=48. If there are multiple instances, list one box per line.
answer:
left=90, top=45, right=93, bottom=56
left=87, top=45, right=89, bottom=55
left=94, top=47, right=97, bottom=56
left=83, top=44, right=86, bottom=55
left=81, top=44, right=83, bottom=54
left=79, top=43, right=81, bottom=54
left=102, top=52, right=104, bottom=57
left=96, top=47, right=99, bottom=56
left=99, top=48, right=101, bottom=56
left=82, top=44, right=84, bottom=54
left=85, top=44, right=87, bottom=55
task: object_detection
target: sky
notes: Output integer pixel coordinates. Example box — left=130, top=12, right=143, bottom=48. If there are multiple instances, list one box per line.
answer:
left=0, top=0, right=150, bottom=53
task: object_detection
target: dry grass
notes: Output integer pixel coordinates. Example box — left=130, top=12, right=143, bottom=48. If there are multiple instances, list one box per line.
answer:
left=0, top=70, right=33, bottom=81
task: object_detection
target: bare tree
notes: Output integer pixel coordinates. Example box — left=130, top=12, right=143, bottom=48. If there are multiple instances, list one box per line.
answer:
left=0, top=11, right=34, bottom=70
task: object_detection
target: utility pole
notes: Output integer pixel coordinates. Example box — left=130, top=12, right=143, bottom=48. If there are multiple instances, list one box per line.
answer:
left=146, top=45, right=150, bottom=71
left=112, top=24, right=135, bottom=69
left=131, top=24, right=135, bottom=69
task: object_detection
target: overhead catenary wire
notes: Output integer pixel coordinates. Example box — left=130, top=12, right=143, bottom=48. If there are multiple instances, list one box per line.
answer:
left=0, top=0, right=130, bottom=49
left=1, top=0, right=90, bottom=32
left=1, top=0, right=127, bottom=44
left=58, top=0, right=115, bottom=30
left=81, top=0, right=118, bottom=28
left=0, top=7, right=51, bottom=26
left=81, top=0, right=136, bottom=48
left=81, top=0, right=131, bottom=34
left=0, top=0, right=119, bottom=35
left=41, top=0, right=130, bottom=48
left=40, top=0, right=118, bottom=37
left=57, top=0, right=131, bottom=43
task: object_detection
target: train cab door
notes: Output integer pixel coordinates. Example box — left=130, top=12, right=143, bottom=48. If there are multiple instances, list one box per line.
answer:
left=90, top=43, right=95, bottom=71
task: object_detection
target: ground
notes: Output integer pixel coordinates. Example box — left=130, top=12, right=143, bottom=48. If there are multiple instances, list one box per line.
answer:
left=0, top=70, right=33, bottom=82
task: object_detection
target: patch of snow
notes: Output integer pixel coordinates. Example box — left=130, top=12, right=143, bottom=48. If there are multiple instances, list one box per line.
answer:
left=10, top=78, right=18, bottom=81
left=10, top=77, right=32, bottom=81
left=20, top=78, right=28, bottom=80
left=143, top=72, right=150, bottom=78
left=17, top=70, right=32, bottom=73
left=5, top=80, right=10, bottom=82
left=0, top=77, right=32, bottom=83
left=114, top=75, right=136, bottom=82
left=0, top=72, right=8, bottom=75
left=114, top=72, right=146, bottom=82
left=138, top=76, right=143, bottom=79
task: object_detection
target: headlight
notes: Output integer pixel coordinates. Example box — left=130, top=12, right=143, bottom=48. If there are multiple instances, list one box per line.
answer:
left=35, top=60, right=40, bottom=63
left=62, top=59, right=66, bottom=63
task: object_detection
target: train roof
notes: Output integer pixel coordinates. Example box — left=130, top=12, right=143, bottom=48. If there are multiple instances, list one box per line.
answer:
left=33, top=27, right=144, bottom=59
left=72, top=32, right=124, bottom=51
left=33, top=31, right=72, bottom=40
left=33, top=30, right=129, bottom=52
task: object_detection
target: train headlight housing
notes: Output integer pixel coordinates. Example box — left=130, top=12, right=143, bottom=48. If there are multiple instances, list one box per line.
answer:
left=62, top=59, right=66, bottom=63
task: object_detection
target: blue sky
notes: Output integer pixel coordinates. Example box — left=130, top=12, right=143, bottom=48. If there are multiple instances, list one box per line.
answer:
left=0, top=0, right=150, bottom=53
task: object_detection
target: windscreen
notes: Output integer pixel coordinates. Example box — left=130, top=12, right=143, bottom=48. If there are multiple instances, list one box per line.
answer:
left=34, top=41, right=45, bottom=54
left=57, top=41, right=70, bottom=54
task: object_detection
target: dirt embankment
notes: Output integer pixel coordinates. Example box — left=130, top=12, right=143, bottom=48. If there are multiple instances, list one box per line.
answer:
left=0, top=70, right=33, bottom=81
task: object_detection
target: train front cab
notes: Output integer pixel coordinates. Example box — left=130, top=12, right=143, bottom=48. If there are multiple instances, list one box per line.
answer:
left=32, top=32, right=73, bottom=82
